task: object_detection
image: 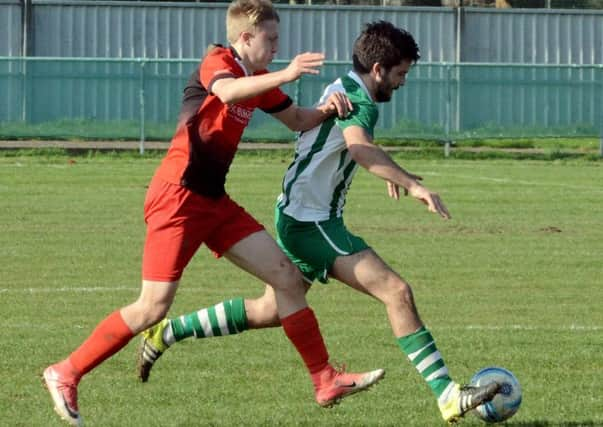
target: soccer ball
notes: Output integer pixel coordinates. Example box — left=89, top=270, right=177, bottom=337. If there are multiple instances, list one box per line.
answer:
left=470, top=366, right=522, bottom=423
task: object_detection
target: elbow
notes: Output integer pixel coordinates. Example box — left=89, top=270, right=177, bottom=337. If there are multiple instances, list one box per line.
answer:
left=347, top=143, right=375, bottom=169
left=215, top=93, right=235, bottom=105
left=347, top=143, right=365, bottom=163
left=284, top=114, right=310, bottom=132
left=213, top=88, right=238, bottom=105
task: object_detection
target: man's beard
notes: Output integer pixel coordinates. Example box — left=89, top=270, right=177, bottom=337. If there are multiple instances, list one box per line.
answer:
left=375, top=81, right=393, bottom=103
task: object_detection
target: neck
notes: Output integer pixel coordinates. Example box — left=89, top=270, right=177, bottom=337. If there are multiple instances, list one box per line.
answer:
left=231, top=43, right=255, bottom=74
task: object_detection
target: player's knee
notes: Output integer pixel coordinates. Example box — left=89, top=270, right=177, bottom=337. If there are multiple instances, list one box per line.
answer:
left=133, top=298, right=170, bottom=328
left=271, top=257, right=304, bottom=290
left=386, top=279, right=416, bottom=311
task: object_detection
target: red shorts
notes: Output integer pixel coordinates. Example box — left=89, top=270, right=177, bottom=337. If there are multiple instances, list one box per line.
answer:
left=142, top=176, right=264, bottom=282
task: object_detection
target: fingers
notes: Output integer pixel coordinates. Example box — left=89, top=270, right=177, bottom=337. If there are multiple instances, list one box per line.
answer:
left=298, top=52, right=325, bottom=62
left=410, top=186, right=451, bottom=220
left=326, top=92, right=353, bottom=118
left=295, top=52, right=325, bottom=75
left=387, top=181, right=400, bottom=200
left=427, top=194, right=451, bottom=219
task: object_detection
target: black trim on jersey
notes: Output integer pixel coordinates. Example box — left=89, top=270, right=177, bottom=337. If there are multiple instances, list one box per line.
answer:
left=179, top=65, right=208, bottom=122
left=181, top=111, right=228, bottom=199
left=179, top=69, right=227, bottom=199
left=229, top=45, right=241, bottom=59
left=261, top=96, right=293, bottom=114
left=207, top=73, right=236, bottom=95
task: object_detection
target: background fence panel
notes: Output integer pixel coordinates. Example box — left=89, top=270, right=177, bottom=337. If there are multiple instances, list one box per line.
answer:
left=3, top=2, right=603, bottom=65
left=0, top=0, right=22, bottom=57
left=1, top=58, right=600, bottom=143
left=458, top=64, right=602, bottom=137
left=462, top=9, right=603, bottom=64
left=5, top=1, right=456, bottom=61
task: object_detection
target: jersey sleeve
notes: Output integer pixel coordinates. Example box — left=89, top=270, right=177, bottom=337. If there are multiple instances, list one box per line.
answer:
left=200, top=51, right=239, bottom=94
left=255, top=69, right=293, bottom=113
left=335, top=101, right=379, bottom=137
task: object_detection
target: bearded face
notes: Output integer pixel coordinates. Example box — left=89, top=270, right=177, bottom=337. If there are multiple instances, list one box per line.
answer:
left=374, top=75, right=397, bottom=103
left=374, top=61, right=412, bottom=103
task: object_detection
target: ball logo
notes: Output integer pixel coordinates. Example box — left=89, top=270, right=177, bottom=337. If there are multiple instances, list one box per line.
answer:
left=500, top=382, right=512, bottom=395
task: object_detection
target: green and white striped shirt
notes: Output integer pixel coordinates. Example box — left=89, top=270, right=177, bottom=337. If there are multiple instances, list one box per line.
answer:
left=278, top=71, right=378, bottom=221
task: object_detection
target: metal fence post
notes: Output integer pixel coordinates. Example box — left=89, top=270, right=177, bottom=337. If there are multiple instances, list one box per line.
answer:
left=294, top=77, right=301, bottom=104
left=21, top=57, right=27, bottom=122
left=139, top=60, right=146, bottom=155
left=444, top=63, right=452, bottom=157
left=21, top=1, right=33, bottom=124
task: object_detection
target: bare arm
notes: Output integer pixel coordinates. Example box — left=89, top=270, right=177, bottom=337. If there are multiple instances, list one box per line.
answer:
left=272, top=92, right=353, bottom=131
left=343, top=125, right=451, bottom=219
left=211, top=52, right=325, bottom=105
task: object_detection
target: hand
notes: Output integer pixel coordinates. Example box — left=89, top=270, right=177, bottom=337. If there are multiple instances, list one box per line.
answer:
left=386, top=181, right=399, bottom=200
left=283, top=52, right=325, bottom=82
left=408, top=184, right=451, bottom=219
left=320, top=91, right=353, bottom=118
left=387, top=172, right=423, bottom=199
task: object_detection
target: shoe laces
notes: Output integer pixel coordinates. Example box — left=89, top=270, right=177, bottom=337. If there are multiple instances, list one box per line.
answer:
left=331, top=361, right=347, bottom=375
left=331, top=362, right=357, bottom=386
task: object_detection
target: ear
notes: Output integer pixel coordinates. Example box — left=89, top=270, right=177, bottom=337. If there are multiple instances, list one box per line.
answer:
left=240, top=30, right=254, bottom=45
left=371, top=62, right=385, bottom=82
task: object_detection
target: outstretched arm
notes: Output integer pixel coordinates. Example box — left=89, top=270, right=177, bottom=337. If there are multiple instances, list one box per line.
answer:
left=343, top=125, right=451, bottom=219
left=272, top=92, right=353, bottom=132
left=211, top=52, right=325, bottom=105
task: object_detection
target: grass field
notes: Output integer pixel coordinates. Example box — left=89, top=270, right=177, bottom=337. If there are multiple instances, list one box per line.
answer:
left=1, top=150, right=602, bottom=426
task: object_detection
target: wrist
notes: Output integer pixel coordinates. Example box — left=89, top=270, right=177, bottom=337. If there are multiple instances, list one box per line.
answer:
left=407, top=180, right=422, bottom=194
left=317, top=103, right=333, bottom=117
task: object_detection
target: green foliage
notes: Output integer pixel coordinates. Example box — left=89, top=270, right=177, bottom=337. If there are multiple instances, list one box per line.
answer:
left=509, top=0, right=603, bottom=8
left=1, top=153, right=602, bottom=426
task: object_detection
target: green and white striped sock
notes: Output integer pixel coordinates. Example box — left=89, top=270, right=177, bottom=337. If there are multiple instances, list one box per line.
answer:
left=164, top=298, right=248, bottom=345
left=398, top=326, right=454, bottom=400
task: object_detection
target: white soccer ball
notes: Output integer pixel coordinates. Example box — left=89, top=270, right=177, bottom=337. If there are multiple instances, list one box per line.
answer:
left=470, top=366, right=522, bottom=423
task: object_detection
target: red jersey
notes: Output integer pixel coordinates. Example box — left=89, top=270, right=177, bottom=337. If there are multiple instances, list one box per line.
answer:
left=155, top=46, right=292, bottom=198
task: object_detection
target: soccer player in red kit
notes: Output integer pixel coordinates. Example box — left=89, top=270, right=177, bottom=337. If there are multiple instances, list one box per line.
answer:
left=42, top=1, right=383, bottom=425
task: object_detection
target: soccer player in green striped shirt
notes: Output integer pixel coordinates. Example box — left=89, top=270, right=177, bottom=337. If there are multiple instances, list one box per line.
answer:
left=138, top=21, right=500, bottom=422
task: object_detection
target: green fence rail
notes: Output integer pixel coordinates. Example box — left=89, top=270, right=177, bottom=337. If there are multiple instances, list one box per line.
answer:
left=1, top=57, right=601, bottom=154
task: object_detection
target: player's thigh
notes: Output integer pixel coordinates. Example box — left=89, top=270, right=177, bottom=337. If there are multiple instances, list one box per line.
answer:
left=223, top=230, right=302, bottom=289
left=142, top=177, right=212, bottom=282
left=331, top=248, right=404, bottom=302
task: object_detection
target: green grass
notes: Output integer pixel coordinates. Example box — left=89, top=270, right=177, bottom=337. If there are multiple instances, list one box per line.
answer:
left=1, top=118, right=601, bottom=155
left=1, top=152, right=602, bottom=426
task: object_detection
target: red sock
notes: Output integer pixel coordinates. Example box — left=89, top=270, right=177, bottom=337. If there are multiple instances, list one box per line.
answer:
left=281, top=307, right=329, bottom=375
left=67, top=310, right=134, bottom=379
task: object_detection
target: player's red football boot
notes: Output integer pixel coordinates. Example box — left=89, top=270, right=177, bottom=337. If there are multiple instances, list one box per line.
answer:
left=313, top=364, right=385, bottom=407
left=43, top=363, right=82, bottom=426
